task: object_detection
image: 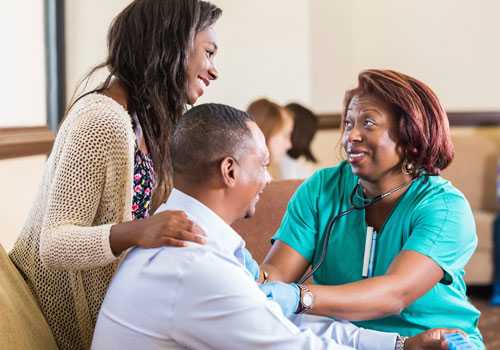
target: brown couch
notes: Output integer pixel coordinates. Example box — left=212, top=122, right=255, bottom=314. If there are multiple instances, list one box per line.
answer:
left=441, top=127, right=499, bottom=285
left=0, top=244, right=58, bottom=350
left=233, top=180, right=302, bottom=263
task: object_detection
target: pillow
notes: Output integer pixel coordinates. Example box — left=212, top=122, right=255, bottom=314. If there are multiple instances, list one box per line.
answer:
left=0, top=244, right=58, bottom=349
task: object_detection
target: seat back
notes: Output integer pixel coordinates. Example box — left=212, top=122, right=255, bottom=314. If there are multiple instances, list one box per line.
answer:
left=441, top=127, right=500, bottom=211
left=0, top=244, right=58, bottom=350
left=232, top=179, right=302, bottom=263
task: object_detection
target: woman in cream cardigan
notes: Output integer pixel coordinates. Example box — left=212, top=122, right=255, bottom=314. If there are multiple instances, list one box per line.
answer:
left=9, top=1, right=222, bottom=349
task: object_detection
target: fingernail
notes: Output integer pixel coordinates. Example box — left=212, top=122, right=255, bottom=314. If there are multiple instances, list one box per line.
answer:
left=196, top=235, right=207, bottom=243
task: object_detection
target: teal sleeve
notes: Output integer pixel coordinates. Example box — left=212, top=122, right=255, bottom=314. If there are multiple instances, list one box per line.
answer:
left=403, top=191, right=478, bottom=284
left=272, top=171, right=322, bottom=263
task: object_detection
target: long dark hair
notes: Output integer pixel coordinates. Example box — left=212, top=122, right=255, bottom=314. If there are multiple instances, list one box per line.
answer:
left=285, top=103, right=318, bottom=163
left=70, top=0, right=222, bottom=210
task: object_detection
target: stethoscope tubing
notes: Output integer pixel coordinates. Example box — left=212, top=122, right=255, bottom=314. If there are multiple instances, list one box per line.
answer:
left=297, top=178, right=416, bottom=284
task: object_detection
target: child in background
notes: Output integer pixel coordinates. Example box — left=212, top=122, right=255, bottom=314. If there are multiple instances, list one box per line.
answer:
left=280, top=102, right=319, bottom=179
left=247, top=98, right=293, bottom=179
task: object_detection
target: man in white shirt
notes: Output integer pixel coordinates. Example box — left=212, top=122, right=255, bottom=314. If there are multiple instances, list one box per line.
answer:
left=92, top=103, right=457, bottom=350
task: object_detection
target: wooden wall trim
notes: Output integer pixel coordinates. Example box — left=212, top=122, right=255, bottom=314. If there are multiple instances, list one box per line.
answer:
left=317, top=111, right=500, bottom=130
left=0, top=126, right=54, bottom=160
left=1, top=111, right=498, bottom=160
left=317, top=113, right=341, bottom=130
left=446, top=111, right=500, bottom=127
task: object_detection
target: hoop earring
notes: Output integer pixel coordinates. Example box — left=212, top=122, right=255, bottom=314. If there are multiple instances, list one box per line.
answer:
left=402, top=159, right=415, bottom=175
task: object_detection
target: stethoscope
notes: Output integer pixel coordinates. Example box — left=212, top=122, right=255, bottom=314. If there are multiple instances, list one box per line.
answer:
left=297, top=174, right=422, bottom=284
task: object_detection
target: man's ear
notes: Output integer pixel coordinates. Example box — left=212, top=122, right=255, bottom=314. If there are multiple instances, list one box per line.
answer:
left=220, top=157, right=238, bottom=188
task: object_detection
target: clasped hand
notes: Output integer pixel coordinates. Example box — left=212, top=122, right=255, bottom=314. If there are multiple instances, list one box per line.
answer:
left=259, top=281, right=300, bottom=317
left=239, top=249, right=300, bottom=317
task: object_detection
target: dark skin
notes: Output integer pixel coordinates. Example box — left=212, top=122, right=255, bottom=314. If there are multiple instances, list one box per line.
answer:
left=102, top=80, right=207, bottom=256
left=365, top=184, right=404, bottom=231
left=261, top=95, right=444, bottom=320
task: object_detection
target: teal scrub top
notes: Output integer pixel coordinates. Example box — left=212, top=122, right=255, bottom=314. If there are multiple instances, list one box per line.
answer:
left=274, top=161, right=483, bottom=349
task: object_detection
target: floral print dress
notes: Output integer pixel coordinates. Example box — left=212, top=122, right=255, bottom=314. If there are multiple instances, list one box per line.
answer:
left=131, top=116, right=156, bottom=220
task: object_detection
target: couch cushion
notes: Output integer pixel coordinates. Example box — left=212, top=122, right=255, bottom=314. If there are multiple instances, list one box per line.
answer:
left=473, top=209, right=495, bottom=251
left=442, top=127, right=500, bottom=212
left=463, top=210, right=495, bottom=285
left=0, top=244, right=58, bottom=350
left=233, top=180, right=302, bottom=263
left=465, top=250, right=493, bottom=285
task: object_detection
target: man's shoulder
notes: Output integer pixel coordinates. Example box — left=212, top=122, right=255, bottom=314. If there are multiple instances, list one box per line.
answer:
left=118, top=244, right=238, bottom=282
left=121, top=244, right=208, bottom=272
left=102, top=245, right=211, bottom=316
left=111, top=243, right=261, bottom=306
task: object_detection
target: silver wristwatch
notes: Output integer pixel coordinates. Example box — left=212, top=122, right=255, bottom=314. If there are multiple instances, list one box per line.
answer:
left=395, top=335, right=408, bottom=350
left=295, top=284, right=314, bottom=314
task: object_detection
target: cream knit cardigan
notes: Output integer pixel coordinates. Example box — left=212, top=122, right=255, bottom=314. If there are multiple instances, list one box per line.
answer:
left=10, top=93, right=136, bottom=350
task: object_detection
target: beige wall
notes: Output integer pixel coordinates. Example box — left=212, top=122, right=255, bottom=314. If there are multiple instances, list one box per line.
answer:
left=1, top=156, right=46, bottom=251
left=0, top=1, right=46, bottom=126
left=65, top=1, right=500, bottom=112
left=65, top=0, right=132, bottom=101
left=0, top=2, right=47, bottom=250
left=198, top=0, right=313, bottom=109
left=64, top=0, right=313, bottom=109
left=310, top=0, right=500, bottom=112
left=310, top=129, right=343, bottom=169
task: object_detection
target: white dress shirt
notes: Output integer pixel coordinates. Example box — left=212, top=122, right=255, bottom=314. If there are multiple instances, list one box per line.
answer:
left=92, top=189, right=397, bottom=350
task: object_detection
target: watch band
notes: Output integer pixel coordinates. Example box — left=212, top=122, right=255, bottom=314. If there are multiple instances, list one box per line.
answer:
left=395, top=335, right=408, bottom=350
left=295, top=283, right=314, bottom=314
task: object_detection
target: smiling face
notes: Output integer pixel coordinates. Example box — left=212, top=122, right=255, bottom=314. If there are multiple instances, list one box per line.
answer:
left=234, top=121, right=272, bottom=219
left=342, top=95, right=404, bottom=183
left=186, top=26, right=219, bottom=104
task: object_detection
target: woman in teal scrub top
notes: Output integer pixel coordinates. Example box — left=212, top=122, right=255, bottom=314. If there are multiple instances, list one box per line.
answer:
left=259, top=69, right=483, bottom=349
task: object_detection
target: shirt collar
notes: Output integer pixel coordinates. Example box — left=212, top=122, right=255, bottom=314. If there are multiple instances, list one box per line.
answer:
left=156, top=188, right=245, bottom=255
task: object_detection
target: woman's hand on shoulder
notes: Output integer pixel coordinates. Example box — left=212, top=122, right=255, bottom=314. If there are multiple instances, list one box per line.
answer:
left=110, top=210, right=206, bottom=255
left=136, top=210, right=207, bottom=248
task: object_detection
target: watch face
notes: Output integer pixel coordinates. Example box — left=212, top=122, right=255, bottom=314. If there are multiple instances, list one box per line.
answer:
left=302, top=292, right=314, bottom=307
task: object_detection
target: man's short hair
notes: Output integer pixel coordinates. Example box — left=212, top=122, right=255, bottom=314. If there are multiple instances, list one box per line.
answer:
left=171, top=103, right=254, bottom=183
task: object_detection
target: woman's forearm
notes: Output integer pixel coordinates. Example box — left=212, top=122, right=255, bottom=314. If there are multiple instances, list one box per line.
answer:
left=40, top=223, right=119, bottom=270
left=109, top=221, right=140, bottom=256
left=309, top=275, right=408, bottom=321
left=263, top=247, right=443, bottom=321
left=260, top=263, right=294, bottom=283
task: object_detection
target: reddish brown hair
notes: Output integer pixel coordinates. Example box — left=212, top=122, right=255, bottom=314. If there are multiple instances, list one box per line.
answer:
left=342, top=69, right=454, bottom=175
